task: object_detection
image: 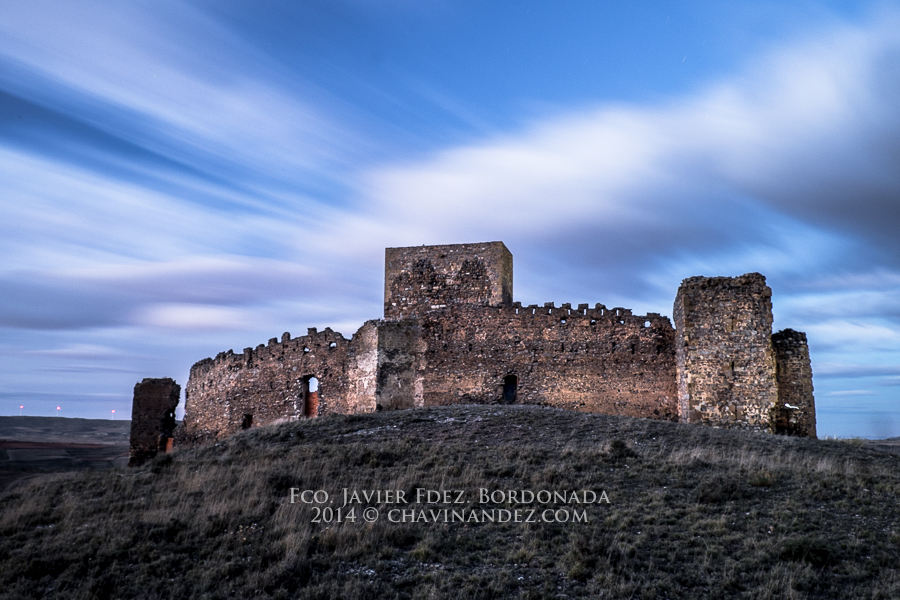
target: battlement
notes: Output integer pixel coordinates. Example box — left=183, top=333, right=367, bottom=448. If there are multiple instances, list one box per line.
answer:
left=772, top=328, right=816, bottom=437
left=190, top=327, right=350, bottom=376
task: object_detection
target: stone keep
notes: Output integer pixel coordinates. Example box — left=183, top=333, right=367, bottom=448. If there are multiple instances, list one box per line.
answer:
left=162, top=241, right=816, bottom=448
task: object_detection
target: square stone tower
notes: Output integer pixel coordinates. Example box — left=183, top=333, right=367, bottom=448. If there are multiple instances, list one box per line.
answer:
left=384, top=242, right=513, bottom=320
left=674, top=273, right=778, bottom=431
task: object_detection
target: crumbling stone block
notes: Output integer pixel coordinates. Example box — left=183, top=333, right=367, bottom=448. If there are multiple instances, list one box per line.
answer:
left=129, top=378, right=180, bottom=466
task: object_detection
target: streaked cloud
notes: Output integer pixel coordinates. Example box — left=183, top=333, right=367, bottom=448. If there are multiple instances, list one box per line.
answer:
left=1, top=1, right=899, bottom=438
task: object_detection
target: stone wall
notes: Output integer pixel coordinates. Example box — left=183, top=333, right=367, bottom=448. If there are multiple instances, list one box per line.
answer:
left=179, top=301, right=679, bottom=441
left=673, top=273, right=778, bottom=431
left=384, top=241, right=513, bottom=319
left=409, top=304, right=678, bottom=419
left=772, top=329, right=817, bottom=437
left=176, top=327, right=376, bottom=444
left=129, top=378, right=180, bottom=466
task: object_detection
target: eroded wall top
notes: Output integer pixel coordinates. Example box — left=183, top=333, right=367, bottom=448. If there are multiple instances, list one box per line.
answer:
left=384, top=241, right=513, bottom=319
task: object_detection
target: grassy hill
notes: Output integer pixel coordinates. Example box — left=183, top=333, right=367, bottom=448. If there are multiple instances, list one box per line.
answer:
left=1, top=405, right=899, bottom=599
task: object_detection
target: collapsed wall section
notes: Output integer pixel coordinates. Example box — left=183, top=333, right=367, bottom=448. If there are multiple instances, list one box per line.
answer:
left=674, top=273, right=778, bottom=430
left=410, top=302, right=678, bottom=419
left=772, top=329, right=817, bottom=438
left=129, top=378, right=180, bottom=466
left=384, top=241, right=513, bottom=320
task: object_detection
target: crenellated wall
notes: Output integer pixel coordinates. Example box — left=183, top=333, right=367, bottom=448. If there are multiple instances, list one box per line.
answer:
left=169, top=242, right=816, bottom=447
left=177, top=327, right=376, bottom=444
left=384, top=241, right=513, bottom=319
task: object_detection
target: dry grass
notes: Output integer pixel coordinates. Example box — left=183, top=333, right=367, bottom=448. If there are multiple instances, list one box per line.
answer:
left=1, top=405, right=899, bottom=599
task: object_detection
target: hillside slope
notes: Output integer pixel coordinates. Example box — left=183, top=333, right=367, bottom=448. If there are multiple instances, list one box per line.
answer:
left=1, top=405, right=899, bottom=599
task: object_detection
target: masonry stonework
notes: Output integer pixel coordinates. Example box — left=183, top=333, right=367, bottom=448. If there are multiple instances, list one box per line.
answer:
left=772, top=329, right=817, bottom=437
left=165, top=241, right=815, bottom=448
left=385, top=242, right=513, bottom=319
left=129, top=378, right=180, bottom=466
left=674, top=273, right=779, bottom=431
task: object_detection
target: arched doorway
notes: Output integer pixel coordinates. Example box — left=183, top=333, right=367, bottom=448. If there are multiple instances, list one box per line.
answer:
left=301, top=376, right=319, bottom=417
left=503, top=375, right=518, bottom=404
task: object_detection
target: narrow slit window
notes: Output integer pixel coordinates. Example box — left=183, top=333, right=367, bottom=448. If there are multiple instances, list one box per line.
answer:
left=503, top=375, right=518, bottom=404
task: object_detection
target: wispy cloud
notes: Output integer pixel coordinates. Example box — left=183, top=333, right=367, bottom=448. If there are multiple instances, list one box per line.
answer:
left=2, top=2, right=900, bottom=434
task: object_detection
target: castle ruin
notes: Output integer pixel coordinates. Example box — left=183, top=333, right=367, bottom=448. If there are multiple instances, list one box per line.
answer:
left=149, top=241, right=815, bottom=451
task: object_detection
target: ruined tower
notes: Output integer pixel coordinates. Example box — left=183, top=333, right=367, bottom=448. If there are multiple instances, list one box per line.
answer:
left=384, top=241, right=513, bottom=319
left=129, top=378, right=180, bottom=466
left=673, top=273, right=778, bottom=431
left=772, top=329, right=817, bottom=437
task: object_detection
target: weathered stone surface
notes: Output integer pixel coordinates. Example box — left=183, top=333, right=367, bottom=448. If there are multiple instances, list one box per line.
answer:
left=410, top=305, right=678, bottom=419
left=385, top=241, right=513, bottom=319
left=176, top=327, right=373, bottom=445
left=772, top=329, right=816, bottom=437
left=129, top=378, right=180, bottom=466
left=176, top=242, right=816, bottom=445
left=674, top=273, right=780, bottom=432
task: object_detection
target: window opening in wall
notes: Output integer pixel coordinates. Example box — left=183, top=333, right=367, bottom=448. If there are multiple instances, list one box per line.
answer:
left=301, top=376, right=319, bottom=418
left=503, top=375, right=518, bottom=404
left=241, top=414, right=253, bottom=430
left=644, top=320, right=651, bottom=328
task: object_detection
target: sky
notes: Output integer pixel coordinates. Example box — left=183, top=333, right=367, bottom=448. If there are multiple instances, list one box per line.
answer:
left=1, top=0, right=899, bottom=438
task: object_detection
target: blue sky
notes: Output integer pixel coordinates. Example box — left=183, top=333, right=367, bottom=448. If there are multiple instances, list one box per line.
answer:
left=2, top=1, right=900, bottom=438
